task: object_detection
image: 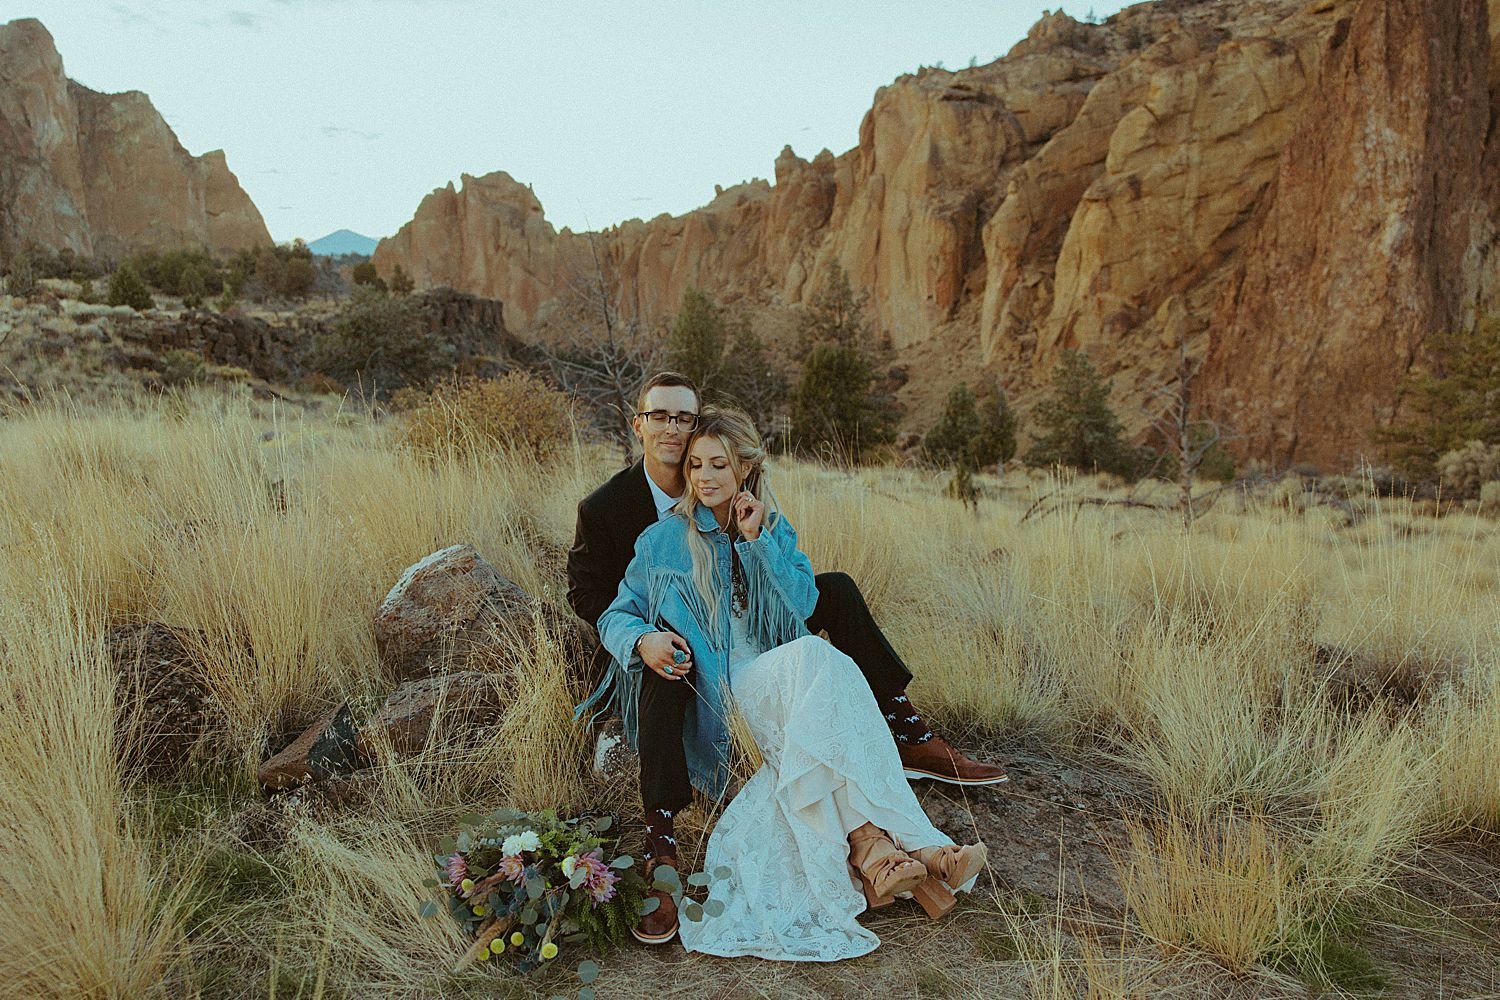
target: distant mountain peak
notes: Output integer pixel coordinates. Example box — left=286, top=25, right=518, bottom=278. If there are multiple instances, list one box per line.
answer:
left=308, top=229, right=378, bottom=256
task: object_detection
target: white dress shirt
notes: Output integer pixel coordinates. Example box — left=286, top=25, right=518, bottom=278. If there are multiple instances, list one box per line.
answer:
left=643, top=463, right=681, bottom=521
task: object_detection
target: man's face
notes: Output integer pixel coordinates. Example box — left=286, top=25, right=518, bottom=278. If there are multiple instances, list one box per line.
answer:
left=633, top=385, right=700, bottom=470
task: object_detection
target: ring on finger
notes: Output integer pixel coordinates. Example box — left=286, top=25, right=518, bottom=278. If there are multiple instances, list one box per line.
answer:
left=664, top=665, right=674, bottom=675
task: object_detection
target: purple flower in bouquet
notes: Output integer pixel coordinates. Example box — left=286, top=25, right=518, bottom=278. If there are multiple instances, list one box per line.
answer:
left=575, top=849, right=619, bottom=905
left=445, top=853, right=469, bottom=890
left=494, top=853, right=527, bottom=885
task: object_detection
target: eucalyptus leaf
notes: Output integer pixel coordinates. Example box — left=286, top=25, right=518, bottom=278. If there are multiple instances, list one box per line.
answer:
left=459, top=813, right=483, bottom=828
left=418, top=901, right=438, bottom=919
left=686, top=871, right=712, bottom=887
left=704, top=898, right=725, bottom=918
left=420, top=877, right=439, bottom=889
left=593, top=816, right=612, bottom=832
left=569, top=869, right=587, bottom=890
left=683, top=901, right=704, bottom=922
left=456, top=832, right=471, bottom=853
left=521, top=906, right=539, bottom=925
left=713, top=866, right=732, bottom=881
left=608, top=854, right=633, bottom=870
left=577, top=960, right=600, bottom=984
left=638, top=896, right=661, bottom=916
left=526, top=876, right=545, bottom=900
left=578, top=989, right=596, bottom=1000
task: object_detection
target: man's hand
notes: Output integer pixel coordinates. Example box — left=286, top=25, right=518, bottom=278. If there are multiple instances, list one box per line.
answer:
left=734, top=491, right=765, bottom=541
left=638, top=631, right=693, bottom=681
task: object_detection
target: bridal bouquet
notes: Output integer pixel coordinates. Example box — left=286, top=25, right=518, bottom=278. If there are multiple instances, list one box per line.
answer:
left=421, top=808, right=649, bottom=985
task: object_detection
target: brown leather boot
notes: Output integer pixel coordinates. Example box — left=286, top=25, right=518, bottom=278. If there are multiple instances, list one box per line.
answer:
left=632, top=857, right=679, bottom=945
left=847, top=823, right=927, bottom=909
left=898, top=734, right=1009, bottom=785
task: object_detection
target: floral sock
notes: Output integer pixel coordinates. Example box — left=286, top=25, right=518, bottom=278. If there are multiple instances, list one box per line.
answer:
left=879, top=691, right=935, bottom=745
left=642, top=807, right=677, bottom=863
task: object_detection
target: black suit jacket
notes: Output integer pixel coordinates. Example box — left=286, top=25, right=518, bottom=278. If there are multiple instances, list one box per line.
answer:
left=567, top=460, right=660, bottom=682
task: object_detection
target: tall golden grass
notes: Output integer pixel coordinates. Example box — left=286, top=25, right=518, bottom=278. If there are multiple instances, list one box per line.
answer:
left=1, top=391, right=1496, bottom=996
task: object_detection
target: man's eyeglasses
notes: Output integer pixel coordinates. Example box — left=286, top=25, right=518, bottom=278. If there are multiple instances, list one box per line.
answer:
left=636, top=410, right=699, bottom=430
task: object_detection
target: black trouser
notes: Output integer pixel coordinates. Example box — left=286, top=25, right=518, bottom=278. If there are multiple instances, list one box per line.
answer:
left=636, top=571, right=913, bottom=815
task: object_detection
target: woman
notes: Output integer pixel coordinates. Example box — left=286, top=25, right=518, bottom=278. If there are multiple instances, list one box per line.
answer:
left=593, top=407, right=986, bottom=961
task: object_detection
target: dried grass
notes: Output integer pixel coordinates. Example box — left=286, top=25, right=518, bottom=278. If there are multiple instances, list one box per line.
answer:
left=1, top=394, right=1497, bottom=996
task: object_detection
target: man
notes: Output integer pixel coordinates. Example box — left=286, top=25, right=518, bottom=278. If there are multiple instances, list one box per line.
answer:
left=566, top=371, right=1006, bottom=944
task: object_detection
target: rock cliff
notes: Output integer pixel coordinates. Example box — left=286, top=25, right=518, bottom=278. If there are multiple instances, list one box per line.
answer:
left=0, top=18, right=270, bottom=257
left=375, top=0, right=1500, bottom=468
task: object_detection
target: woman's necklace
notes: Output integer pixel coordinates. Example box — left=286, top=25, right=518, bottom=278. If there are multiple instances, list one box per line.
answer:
left=729, top=543, right=748, bottom=618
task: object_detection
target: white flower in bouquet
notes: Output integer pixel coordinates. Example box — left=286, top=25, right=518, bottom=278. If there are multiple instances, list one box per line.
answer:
left=501, top=829, right=541, bottom=856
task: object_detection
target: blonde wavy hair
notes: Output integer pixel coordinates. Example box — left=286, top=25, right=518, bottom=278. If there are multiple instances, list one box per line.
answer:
left=675, top=407, right=777, bottom=625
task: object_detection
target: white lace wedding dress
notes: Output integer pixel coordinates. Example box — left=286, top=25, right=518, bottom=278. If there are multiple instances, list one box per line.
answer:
left=678, top=624, right=961, bottom=961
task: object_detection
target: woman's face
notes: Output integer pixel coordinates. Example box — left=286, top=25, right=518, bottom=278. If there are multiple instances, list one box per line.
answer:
left=687, top=434, right=740, bottom=510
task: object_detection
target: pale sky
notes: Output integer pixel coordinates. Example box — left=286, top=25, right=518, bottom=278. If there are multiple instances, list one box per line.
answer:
left=15, top=2, right=1134, bottom=244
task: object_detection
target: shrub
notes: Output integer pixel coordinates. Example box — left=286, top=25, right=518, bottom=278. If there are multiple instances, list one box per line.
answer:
left=923, top=383, right=1017, bottom=472
left=107, top=264, right=154, bottom=311
left=158, top=349, right=207, bottom=388
left=1379, top=320, right=1500, bottom=484
left=394, top=371, right=574, bottom=464
left=281, top=254, right=315, bottom=299
left=792, top=344, right=892, bottom=463
left=1435, top=440, right=1500, bottom=500
left=1024, top=349, right=1140, bottom=479
left=1479, top=480, right=1500, bottom=516
left=351, top=261, right=387, bottom=293
left=127, top=249, right=223, bottom=297
left=180, top=266, right=208, bottom=309
left=302, top=287, right=447, bottom=400
left=4, top=250, right=37, bottom=298
left=389, top=264, right=415, bottom=296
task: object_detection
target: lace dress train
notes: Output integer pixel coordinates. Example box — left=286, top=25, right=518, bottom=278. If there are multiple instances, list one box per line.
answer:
left=678, top=633, right=959, bottom=961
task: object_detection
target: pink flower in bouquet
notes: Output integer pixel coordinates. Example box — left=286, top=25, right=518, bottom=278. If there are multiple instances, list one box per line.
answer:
left=445, top=853, right=468, bottom=890
left=494, top=853, right=527, bottom=885
left=575, top=850, right=619, bottom=905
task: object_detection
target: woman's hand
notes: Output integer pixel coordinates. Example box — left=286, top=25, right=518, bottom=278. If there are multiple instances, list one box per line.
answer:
left=637, top=631, right=692, bottom=681
left=734, top=491, right=765, bottom=540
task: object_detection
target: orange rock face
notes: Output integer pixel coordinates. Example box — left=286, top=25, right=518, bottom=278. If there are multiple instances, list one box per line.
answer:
left=0, top=18, right=270, bottom=257
left=376, top=0, right=1500, bottom=468
left=1203, top=0, right=1496, bottom=468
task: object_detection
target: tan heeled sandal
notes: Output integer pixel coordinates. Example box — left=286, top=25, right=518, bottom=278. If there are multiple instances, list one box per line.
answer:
left=847, top=823, right=927, bottom=909
left=905, top=843, right=989, bottom=919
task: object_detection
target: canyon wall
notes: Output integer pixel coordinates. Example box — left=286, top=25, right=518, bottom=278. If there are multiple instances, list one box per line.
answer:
left=369, top=0, right=1500, bottom=467
left=0, top=18, right=270, bottom=258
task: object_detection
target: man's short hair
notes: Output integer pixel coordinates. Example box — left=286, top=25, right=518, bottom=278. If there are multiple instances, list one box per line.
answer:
left=636, top=371, right=701, bottom=413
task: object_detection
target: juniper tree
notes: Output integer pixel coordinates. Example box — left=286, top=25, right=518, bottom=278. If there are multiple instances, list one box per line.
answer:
left=107, top=263, right=154, bottom=311
left=664, top=287, right=726, bottom=392
left=791, top=264, right=898, bottom=462
left=1379, top=319, right=1500, bottom=484
left=718, top=314, right=787, bottom=439
left=1024, top=349, right=1138, bottom=478
left=924, top=382, right=1017, bottom=473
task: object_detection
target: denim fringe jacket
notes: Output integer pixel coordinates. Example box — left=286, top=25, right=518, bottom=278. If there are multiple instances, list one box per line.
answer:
left=576, top=503, right=819, bottom=799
